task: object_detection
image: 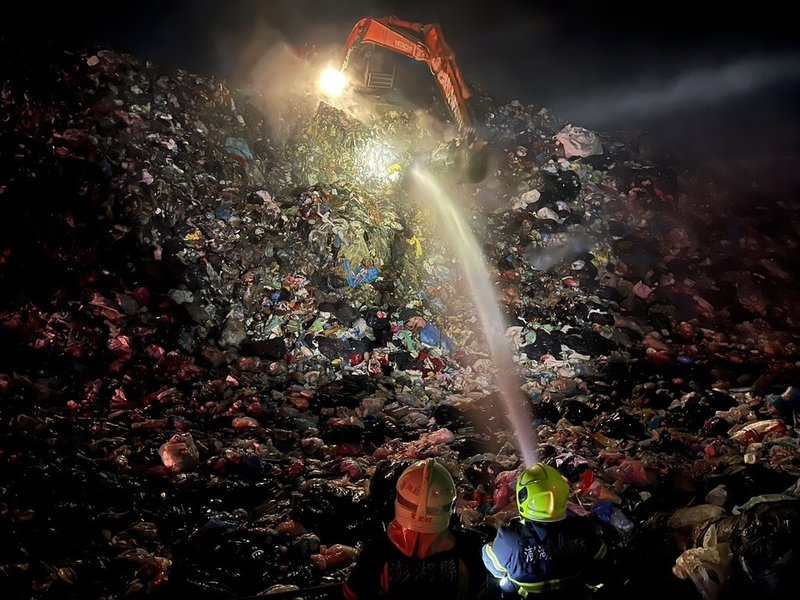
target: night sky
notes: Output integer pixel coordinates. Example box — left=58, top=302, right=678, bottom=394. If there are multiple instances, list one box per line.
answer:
left=3, top=1, right=799, bottom=182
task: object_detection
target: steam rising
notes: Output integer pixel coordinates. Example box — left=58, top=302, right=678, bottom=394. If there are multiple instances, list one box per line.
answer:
left=561, top=52, right=800, bottom=125
left=523, top=236, right=589, bottom=272
left=242, top=34, right=338, bottom=140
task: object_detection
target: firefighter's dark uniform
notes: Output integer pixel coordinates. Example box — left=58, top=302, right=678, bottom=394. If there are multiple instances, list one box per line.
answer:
left=482, top=516, right=606, bottom=597
left=344, top=528, right=484, bottom=599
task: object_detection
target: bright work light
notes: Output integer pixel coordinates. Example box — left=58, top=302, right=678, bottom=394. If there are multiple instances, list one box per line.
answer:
left=319, top=67, right=346, bottom=97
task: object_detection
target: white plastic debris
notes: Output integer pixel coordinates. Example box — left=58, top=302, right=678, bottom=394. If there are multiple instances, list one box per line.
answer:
left=158, top=433, right=199, bottom=472
left=673, top=524, right=732, bottom=600
left=554, top=124, right=603, bottom=158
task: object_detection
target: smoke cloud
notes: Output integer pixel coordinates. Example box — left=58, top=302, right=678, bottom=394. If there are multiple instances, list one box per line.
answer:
left=560, top=52, right=800, bottom=126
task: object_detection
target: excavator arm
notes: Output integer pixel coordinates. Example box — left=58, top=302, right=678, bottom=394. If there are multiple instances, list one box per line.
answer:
left=340, top=16, right=474, bottom=132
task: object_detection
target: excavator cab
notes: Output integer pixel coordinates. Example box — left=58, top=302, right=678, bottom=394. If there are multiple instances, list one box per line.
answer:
left=362, top=51, right=396, bottom=92
left=345, top=45, right=437, bottom=114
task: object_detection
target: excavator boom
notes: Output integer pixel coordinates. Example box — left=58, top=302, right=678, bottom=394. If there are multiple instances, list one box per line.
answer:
left=340, top=16, right=473, bottom=132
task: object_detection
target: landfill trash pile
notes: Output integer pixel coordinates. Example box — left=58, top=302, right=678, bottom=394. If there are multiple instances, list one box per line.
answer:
left=2, top=42, right=800, bottom=600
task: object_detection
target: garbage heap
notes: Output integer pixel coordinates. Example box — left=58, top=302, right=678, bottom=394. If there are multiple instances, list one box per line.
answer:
left=1, top=43, right=799, bottom=600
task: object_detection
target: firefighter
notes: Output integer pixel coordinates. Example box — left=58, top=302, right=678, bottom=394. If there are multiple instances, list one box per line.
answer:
left=343, top=458, right=485, bottom=599
left=482, top=463, right=606, bottom=598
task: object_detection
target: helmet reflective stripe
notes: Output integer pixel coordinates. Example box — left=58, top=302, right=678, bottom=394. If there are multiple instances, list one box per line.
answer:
left=395, top=492, right=419, bottom=511
left=396, top=491, right=452, bottom=514
left=420, top=458, right=432, bottom=519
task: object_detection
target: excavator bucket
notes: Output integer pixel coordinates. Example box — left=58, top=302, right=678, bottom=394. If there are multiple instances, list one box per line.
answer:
left=432, top=138, right=489, bottom=183
left=463, top=143, right=489, bottom=183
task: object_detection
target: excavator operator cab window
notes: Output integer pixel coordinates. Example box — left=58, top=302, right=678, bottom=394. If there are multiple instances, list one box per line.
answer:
left=363, top=50, right=396, bottom=91
left=349, top=47, right=441, bottom=115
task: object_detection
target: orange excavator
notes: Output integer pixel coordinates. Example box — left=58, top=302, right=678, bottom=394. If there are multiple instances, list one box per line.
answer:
left=341, top=16, right=474, bottom=132
left=319, top=16, right=487, bottom=181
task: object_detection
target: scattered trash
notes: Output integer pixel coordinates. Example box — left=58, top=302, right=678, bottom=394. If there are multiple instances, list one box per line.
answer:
left=159, top=433, right=200, bottom=472
left=554, top=124, right=603, bottom=158
left=1, top=40, right=799, bottom=600
left=673, top=524, right=732, bottom=600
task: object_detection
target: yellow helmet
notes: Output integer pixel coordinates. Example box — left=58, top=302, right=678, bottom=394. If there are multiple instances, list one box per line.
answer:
left=517, top=463, right=569, bottom=522
left=394, top=459, right=457, bottom=533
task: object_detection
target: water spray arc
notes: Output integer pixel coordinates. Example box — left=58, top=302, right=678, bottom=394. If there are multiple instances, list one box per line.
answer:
left=412, top=168, right=539, bottom=467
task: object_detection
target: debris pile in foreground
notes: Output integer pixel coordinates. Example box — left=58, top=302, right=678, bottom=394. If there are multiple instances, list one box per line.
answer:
left=1, top=44, right=799, bottom=599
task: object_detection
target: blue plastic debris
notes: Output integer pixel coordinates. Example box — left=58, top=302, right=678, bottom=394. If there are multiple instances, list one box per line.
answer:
left=342, top=260, right=378, bottom=288
left=224, top=137, right=254, bottom=161
left=214, top=202, right=232, bottom=222
left=419, top=323, right=441, bottom=346
left=769, top=386, right=800, bottom=414
left=591, top=500, right=634, bottom=535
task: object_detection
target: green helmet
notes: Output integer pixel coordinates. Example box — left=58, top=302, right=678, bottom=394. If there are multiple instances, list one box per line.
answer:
left=516, top=463, right=569, bottom=522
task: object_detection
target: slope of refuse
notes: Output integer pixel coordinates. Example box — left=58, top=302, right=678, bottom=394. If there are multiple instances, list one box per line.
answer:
left=1, top=43, right=799, bottom=600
